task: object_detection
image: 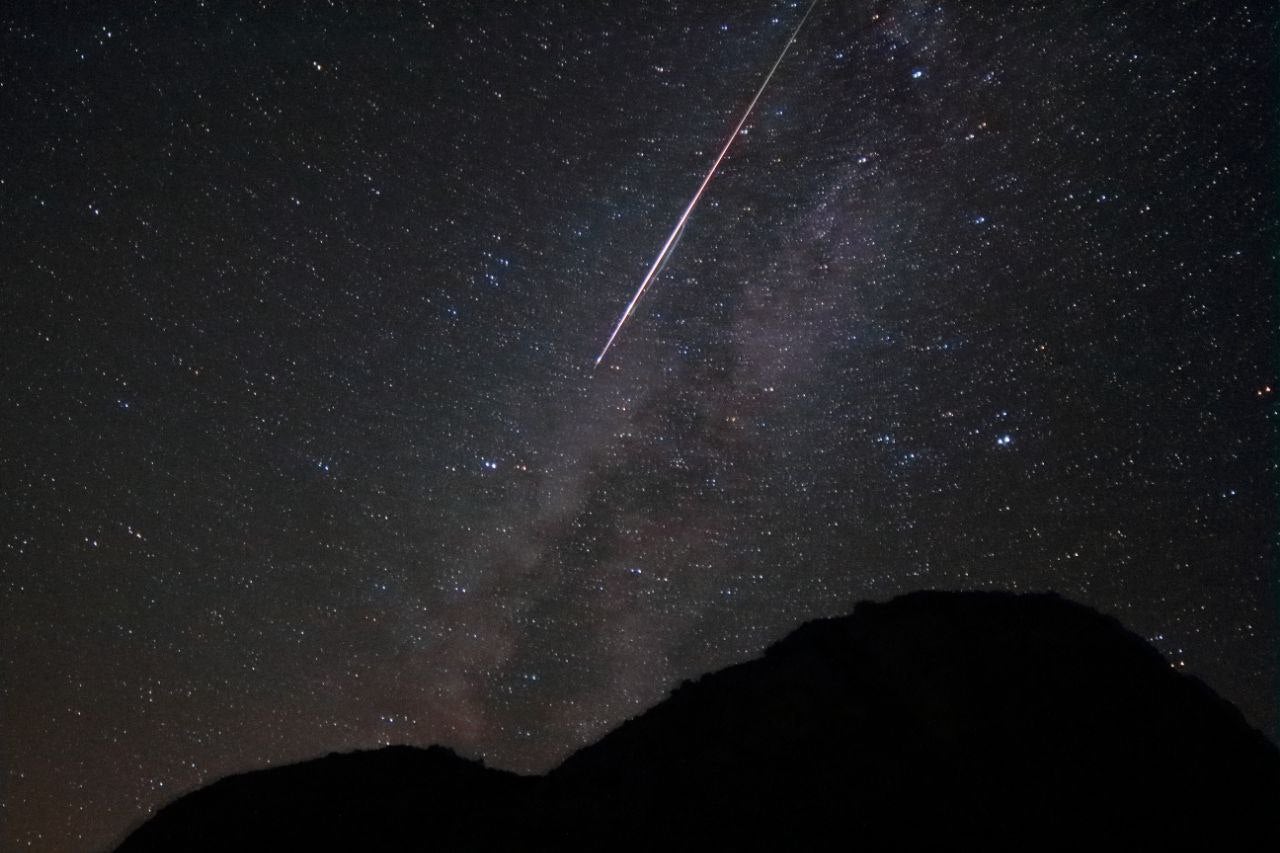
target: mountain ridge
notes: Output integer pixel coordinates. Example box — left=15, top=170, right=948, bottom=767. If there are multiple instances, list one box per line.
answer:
left=117, top=590, right=1280, bottom=851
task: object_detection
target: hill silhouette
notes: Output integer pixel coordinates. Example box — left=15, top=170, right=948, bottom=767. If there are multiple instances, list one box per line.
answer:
left=117, top=591, right=1280, bottom=851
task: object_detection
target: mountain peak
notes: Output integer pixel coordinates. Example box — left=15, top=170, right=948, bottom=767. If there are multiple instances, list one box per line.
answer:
left=119, top=591, right=1279, bottom=851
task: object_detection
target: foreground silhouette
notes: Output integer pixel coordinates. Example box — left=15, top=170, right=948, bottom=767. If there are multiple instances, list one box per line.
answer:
left=117, top=591, right=1279, bottom=850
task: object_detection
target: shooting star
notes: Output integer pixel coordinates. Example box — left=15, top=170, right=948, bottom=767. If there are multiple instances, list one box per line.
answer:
left=594, top=0, right=822, bottom=368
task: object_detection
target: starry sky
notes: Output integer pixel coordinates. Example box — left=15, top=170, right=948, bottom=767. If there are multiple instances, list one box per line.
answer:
left=2, top=1, right=1276, bottom=849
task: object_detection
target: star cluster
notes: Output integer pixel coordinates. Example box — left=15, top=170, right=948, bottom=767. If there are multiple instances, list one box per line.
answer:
left=1, top=2, right=1275, bottom=849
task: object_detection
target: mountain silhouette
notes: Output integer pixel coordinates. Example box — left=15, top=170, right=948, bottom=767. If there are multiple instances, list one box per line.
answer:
left=117, top=591, right=1279, bottom=851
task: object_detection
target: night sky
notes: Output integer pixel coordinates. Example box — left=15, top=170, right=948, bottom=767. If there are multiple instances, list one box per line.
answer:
left=2, top=1, right=1276, bottom=849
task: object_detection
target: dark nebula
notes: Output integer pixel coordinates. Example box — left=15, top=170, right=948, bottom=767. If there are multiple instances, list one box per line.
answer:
left=1, top=2, right=1274, bottom=849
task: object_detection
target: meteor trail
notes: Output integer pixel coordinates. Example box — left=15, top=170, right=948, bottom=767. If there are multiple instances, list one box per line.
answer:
left=594, top=0, right=822, bottom=369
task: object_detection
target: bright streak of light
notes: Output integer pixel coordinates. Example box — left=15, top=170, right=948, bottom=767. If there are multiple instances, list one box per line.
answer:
left=594, top=0, right=823, bottom=369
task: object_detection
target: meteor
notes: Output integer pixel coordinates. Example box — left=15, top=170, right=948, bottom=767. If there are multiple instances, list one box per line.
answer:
left=594, top=0, right=822, bottom=368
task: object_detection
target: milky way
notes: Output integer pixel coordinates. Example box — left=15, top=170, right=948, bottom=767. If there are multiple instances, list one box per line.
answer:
left=2, top=2, right=1275, bottom=850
